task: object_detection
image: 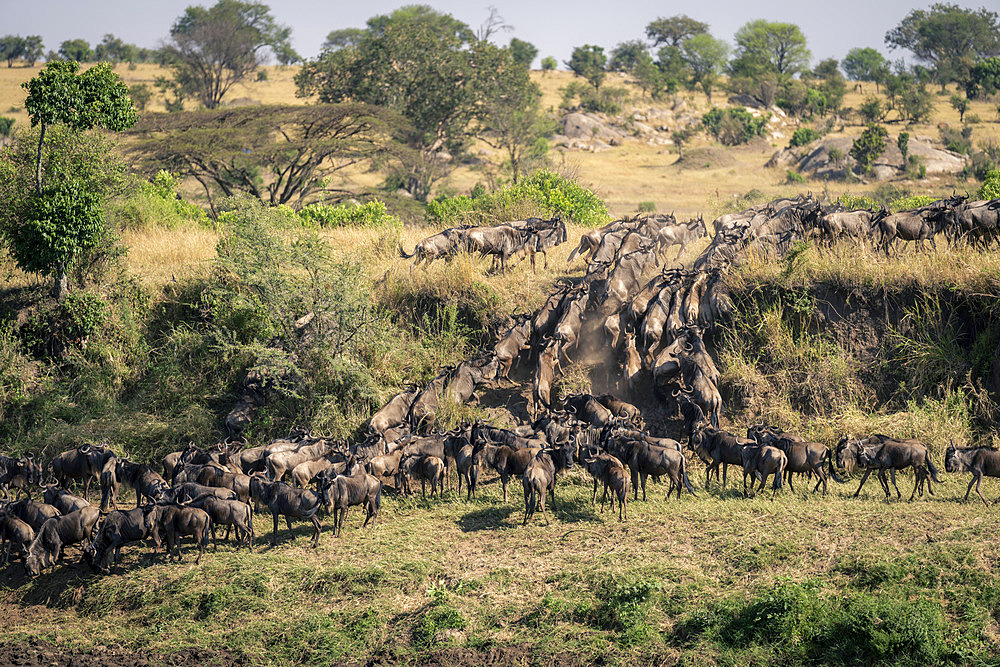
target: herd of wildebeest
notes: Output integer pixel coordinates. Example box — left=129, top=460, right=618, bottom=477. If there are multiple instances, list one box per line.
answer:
left=1, top=192, right=999, bottom=581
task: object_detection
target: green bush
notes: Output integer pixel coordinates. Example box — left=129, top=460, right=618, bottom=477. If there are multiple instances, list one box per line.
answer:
left=298, top=199, right=400, bottom=229
left=637, top=201, right=656, bottom=213
left=107, top=170, right=210, bottom=230
left=889, top=194, right=936, bottom=211
left=789, top=127, right=819, bottom=147
left=978, top=169, right=1000, bottom=200
left=940, top=125, right=973, bottom=155
left=0, top=116, right=14, bottom=137
left=838, top=194, right=878, bottom=211
left=702, top=107, right=770, bottom=146
left=20, top=291, right=108, bottom=357
left=850, top=124, right=888, bottom=174
left=785, top=169, right=807, bottom=184
left=426, top=170, right=609, bottom=227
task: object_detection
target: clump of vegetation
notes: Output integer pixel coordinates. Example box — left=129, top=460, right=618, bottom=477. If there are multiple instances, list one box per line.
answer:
left=298, top=200, right=400, bottom=229
left=788, top=127, right=819, bottom=148
left=426, top=170, right=609, bottom=227
left=850, top=124, right=887, bottom=174
left=940, top=124, right=973, bottom=155
left=979, top=169, right=1000, bottom=199
left=701, top=107, right=770, bottom=146
left=108, top=170, right=210, bottom=230
left=785, top=169, right=806, bottom=184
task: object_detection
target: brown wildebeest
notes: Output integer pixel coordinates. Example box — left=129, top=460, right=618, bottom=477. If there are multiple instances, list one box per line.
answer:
left=408, top=367, right=454, bottom=432
left=454, top=444, right=478, bottom=500
left=462, top=224, right=532, bottom=273
left=318, top=470, right=382, bottom=537
left=690, top=426, right=754, bottom=488
left=367, top=451, right=403, bottom=482
left=553, top=289, right=590, bottom=361
left=657, top=216, right=709, bottom=261
left=184, top=495, right=254, bottom=550
left=50, top=444, right=114, bottom=498
left=398, top=227, right=464, bottom=270
left=369, top=385, right=420, bottom=437
left=146, top=505, right=212, bottom=564
left=740, top=445, right=787, bottom=498
left=607, top=433, right=696, bottom=501
left=837, top=435, right=939, bottom=501
left=521, top=446, right=574, bottom=525
left=582, top=450, right=630, bottom=521
left=0, top=512, right=34, bottom=566
left=5, top=498, right=60, bottom=533
left=266, top=439, right=338, bottom=483
left=944, top=444, right=1000, bottom=506
left=83, top=506, right=152, bottom=573
left=474, top=444, right=541, bottom=503
left=532, top=339, right=561, bottom=418
left=117, top=459, right=170, bottom=507
left=768, top=437, right=842, bottom=494
left=0, top=454, right=43, bottom=500
left=249, top=475, right=323, bottom=547
left=817, top=209, right=875, bottom=247
left=24, top=506, right=101, bottom=576
left=396, top=454, right=446, bottom=497
left=622, top=330, right=644, bottom=398
left=445, top=355, right=499, bottom=405
left=594, top=394, right=643, bottom=429
left=494, top=312, right=533, bottom=384
left=42, top=486, right=90, bottom=515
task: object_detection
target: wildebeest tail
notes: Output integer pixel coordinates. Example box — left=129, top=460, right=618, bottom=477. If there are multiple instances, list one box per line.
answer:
left=680, top=457, right=697, bottom=497
left=202, top=516, right=212, bottom=549
left=827, top=452, right=846, bottom=483
left=398, top=245, right=416, bottom=259
left=925, top=451, right=942, bottom=483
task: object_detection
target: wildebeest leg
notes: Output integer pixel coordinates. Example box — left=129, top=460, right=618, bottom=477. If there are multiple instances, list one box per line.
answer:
left=973, top=469, right=989, bottom=507
left=722, top=462, right=728, bottom=488
left=212, top=522, right=218, bottom=551
left=501, top=474, right=509, bottom=503
left=271, top=511, right=281, bottom=545
left=852, top=469, right=874, bottom=497
left=632, top=469, right=640, bottom=501
left=889, top=469, right=901, bottom=499
left=785, top=470, right=795, bottom=493
left=964, top=474, right=978, bottom=502
left=813, top=465, right=827, bottom=494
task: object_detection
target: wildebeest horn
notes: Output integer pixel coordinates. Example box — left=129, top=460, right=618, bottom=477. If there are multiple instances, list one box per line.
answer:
left=79, top=444, right=92, bottom=454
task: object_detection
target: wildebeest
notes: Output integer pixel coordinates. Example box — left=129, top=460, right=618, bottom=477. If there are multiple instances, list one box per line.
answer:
left=408, top=367, right=454, bottom=432
left=516, top=216, right=567, bottom=271
left=84, top=506, right=152, bottom=573
left=581, top=450, right=630, bottom=520
left=117, top=459, right=170, bottom=506
left=183, top=495, right=254, bottom=550
left=690, top=426, right=755, bottom=488
left=42, top=486, right=90, bottom=515
left=454, top=444, right=478, bottom=500
left=494, top=313, right=533, bottom=384
left=396, top=454, right=446, bottom=497
left=249, top=475, right=324, bottom=547
left=164, top=482, right=238, bottom=505
left=594, top=394, right=643, bottom=429
left=606, top=432, right=695, bottom=501
left=521, top=446, right=574, bottom=525
left=319, top=470, right=382, bottom=537
left=398, top=227, right=464, bottom=270
left=0, top=512, right=33, bottom=565
left=945, top=198, right=999, bottom=248
left=369, top=385, right=420, bottom=437
left=445, top=355, right=498, bottom=405
left=50, top=444, right=116, bottom=498
left=836, top=435, right=939, bottom=501
left=657, top=216, right=708, bottom=261
left=266, top=439, right=337, bottom=483
left=0, top=454, right=43, bottom=499
left=740, top=445, right=788, bottom=498
left=24, top=506, right=101, bottom=577
left=474, top=444, right=542, bottom=503
left=531, top=339, right=562, bottom=418
left=944, top=443, right=1000, bottom=506
left=5, top=498, right=60, bottom=533
left=767, top=437, right=841, bottom=494
left=146, top=505, right=212, bottom=564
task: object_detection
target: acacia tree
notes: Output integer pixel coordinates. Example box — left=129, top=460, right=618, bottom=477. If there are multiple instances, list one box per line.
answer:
left=508, top=38, right=537, bottom=68
left=58, top=39, right=92, bottom=62
left=682, top=34, right=729, bottom=102
left=129, top=103, right=399, bottom=213
left=646, top=15, right=708, bottom=47
left=731, top=20, right=811, bottom=79
left=160, top=0, right=297, bottom=109
left=8, top=61, right=135, bottom=298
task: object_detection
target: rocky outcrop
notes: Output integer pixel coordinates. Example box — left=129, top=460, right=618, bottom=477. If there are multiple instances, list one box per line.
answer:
left=768, top=135, right=969, bottom=180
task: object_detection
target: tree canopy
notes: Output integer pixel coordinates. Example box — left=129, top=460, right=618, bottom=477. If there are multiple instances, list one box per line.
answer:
left=645, top=15, right=708, bottom=47
left=731, top=19, right=811, bottom=79
left=160, top=0, right=297, bottom=109
left=566, top=44, right=607, bottom=92
left=0, top=35, right=43, bottom=67
left=885, top=3, right=1000, bottom=88
left=58, top=39, right=92, bottom=62
left=682, top=34, right=729, bottom=102
left=129, top=104, right=400, bottom=212
left=842, top=47, right=890, bottom=92
left=296, top=6, right=537, bottom=200
left=508, top=38, right=538, bottom=68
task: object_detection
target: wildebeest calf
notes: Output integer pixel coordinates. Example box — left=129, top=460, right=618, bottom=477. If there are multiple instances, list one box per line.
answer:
left=146, top=505, right=212, bottom=564
left=0, top=512, right=34, bottom=565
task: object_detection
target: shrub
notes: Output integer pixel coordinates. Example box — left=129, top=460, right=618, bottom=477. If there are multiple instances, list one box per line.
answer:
left=297, top=200, right=400, bottom=229
left=785, top=169, right=806, bottom=184
left=940, top=125, right=973, bottom=155
left=905, top=155, right=926, bottom=180
left=637, top=201, right=656, bottom=213
left=838, top=193, right=878, bottom=211
left=107, top=170, right=210, bottom=230
left=0, top=116, right=14, bottom=137
left=889, top=194, right=936, bottom=211
left=20, top=291, right=108, bottom=358
left=979, top=169, right=1000, bottom=200
left=789, top=127, right=819, bottom=147
left=850, top=124, right=887, bottom=174
left=702, top=107, right=770, bottom=146
left=426, top=170, right=609, bottom=227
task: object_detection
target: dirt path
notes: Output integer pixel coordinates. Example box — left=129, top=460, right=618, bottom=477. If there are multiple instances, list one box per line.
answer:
left=0, top=641, right=247, bottom=666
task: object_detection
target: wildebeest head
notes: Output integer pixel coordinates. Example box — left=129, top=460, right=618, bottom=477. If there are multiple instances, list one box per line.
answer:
left=943, top=442, right=961, bottom=473
left=834, top=436, right=858, bottom=472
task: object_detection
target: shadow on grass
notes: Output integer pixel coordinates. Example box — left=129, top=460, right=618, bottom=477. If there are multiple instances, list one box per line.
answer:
left=458, top=505, right=517, bottom=532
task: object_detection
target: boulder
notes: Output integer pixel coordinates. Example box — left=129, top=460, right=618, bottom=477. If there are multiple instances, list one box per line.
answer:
left=769, top=135, right=968, bottom=181
left=561, top=112, right=628, bottom=142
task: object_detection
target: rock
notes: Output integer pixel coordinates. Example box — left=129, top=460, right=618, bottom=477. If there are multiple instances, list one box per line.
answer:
left=728, top=94, right=765, bottom=109
left=561, top=112, right=628, bottom=142
left=632, top=121, right=655, bottom=135
left=766, top=147, right=801, bottom=169
left=769, top=135, right=969, bottom=181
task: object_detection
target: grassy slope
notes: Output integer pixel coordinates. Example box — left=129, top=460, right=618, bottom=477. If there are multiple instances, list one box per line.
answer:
left=2, top=66, right=1000, bottom=664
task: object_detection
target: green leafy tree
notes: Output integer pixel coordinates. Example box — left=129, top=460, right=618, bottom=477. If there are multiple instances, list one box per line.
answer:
left=608, top=40, right=649, bottom=72
left=94, top=34, right=138, bottom=65
left=731, top=19, right=811, bottom=79
left=58, top=38, right=93, bottom=62
left=682, top=33, right=728, bottom=102
left=296, top=6, right=519, bottom=200
left=22, top=35, right=43, bottom=66
left=900, top=82, right=935, bottom=122
left=645, top=15, right=708, bottom=47
left=477, top=70, right=553, bottom=183
left=14, top=60, right=137, bottom=297
left=897, top=131, right=909, bottom=163
left=322, top=28, right=365, bottom=52
left=950, top=94, right=970, bottom=122
left=850, top=124, right=888, bottom=174
left=886, top=4, right=1000, bottom=91
left=541, top=56, right=557, bottom=72
left=129, top=83, right=152, bottom=111
left=160, top=0, right=297, bottom=109
left=842, top=47, right=890, bottom=93
left=508, top=38, right=538, bottom=68
left=566, top=44, right=607, bottom=92
left=0, top=36, right=25, bottom=67
left=967, top=56, right=1000, bottom=97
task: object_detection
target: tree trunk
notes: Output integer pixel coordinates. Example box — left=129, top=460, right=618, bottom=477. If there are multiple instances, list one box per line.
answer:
left=52, top=266, right=68, bottom=301
left=34, top=122, right=46, bottom=195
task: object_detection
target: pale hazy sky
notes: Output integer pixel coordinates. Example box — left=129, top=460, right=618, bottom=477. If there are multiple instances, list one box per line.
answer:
left=4, top=0, right=946, bottom=66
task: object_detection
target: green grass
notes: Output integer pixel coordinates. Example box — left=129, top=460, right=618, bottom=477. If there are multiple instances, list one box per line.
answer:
left=3, top=472, right=1000, bottom=665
